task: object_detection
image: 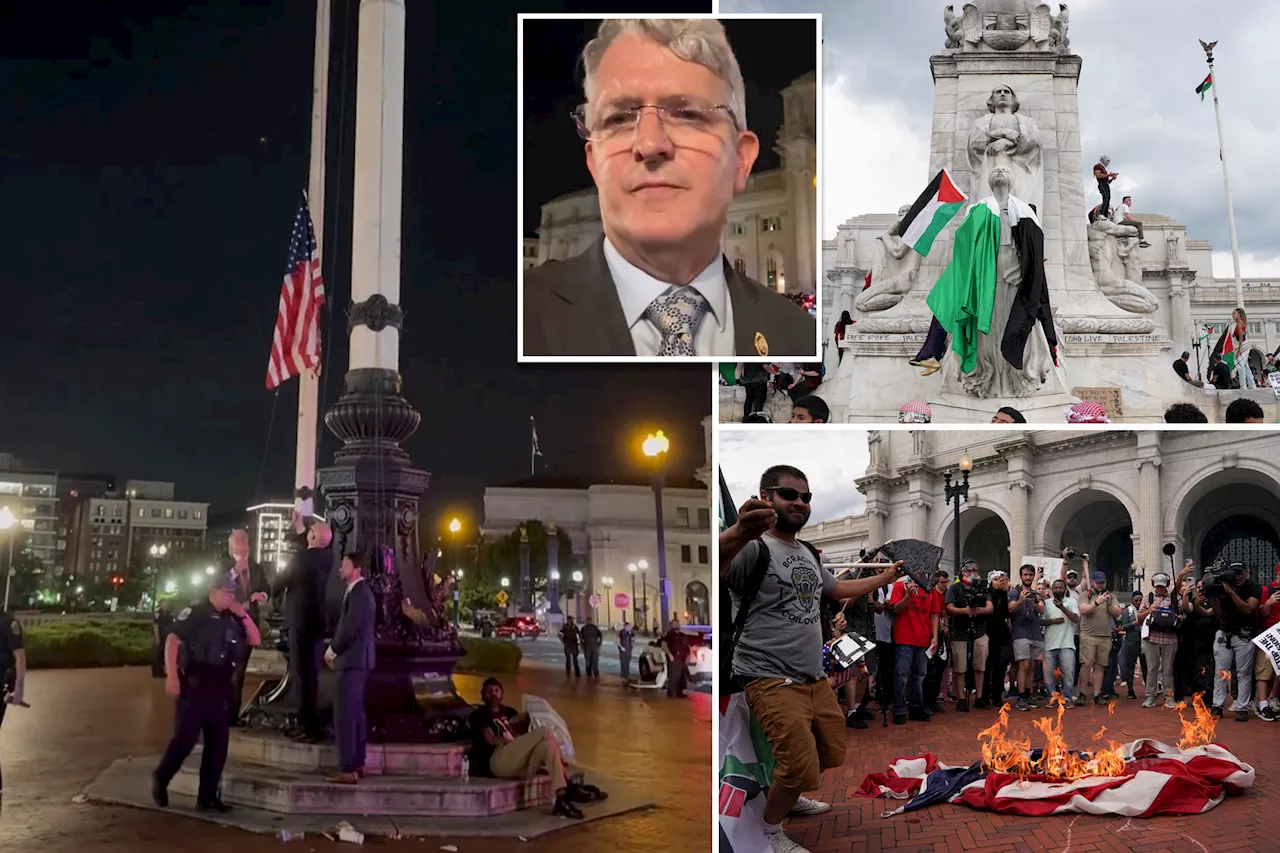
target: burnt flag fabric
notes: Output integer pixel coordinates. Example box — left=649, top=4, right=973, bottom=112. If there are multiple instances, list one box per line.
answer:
left=855, top=739, right=1254, bottom=819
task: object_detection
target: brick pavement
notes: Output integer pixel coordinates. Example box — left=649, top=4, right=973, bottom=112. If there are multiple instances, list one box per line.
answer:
left=0, top=664, right=711, bottom=853
left=788, top=696, right=1278, bottom=853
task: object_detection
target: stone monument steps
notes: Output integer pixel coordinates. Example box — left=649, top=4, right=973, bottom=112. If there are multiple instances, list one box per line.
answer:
left=172, top=760, right=552, bottom=816
left=208, top=731, right=468, bottom=779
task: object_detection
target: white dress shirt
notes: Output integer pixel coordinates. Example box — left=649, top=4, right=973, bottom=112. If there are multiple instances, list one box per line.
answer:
left=602, top=236, right=736, bottom=356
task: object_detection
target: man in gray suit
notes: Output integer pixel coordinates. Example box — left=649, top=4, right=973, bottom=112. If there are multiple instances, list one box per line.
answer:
left=522, top=19, right=816, bottom=359
left=324, top=551, right=376, bottom=784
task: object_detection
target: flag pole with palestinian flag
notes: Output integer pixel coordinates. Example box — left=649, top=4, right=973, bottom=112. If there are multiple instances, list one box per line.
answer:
left=1198, top=38, right=1246, bottom=312
left=899, top=168, right=969, bottom=257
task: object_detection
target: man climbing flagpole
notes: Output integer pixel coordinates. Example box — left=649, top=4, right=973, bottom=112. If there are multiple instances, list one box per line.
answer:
left=1198, top=39, right=1244, bottom=313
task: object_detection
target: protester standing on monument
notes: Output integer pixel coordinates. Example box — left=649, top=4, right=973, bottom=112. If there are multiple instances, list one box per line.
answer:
left=269, top=513, right=333, bottom=743
left=721, top=464, right=902, bottom=852
left=1092, top=155, right=1117, bottom=212
left=324, top=552, right=376, bottom=784
left=559, top=616, right=581, bottom=678
left=153, top=575, right=261, bottom=812
left=222, top=529, right=269, bottom=726
left=1232, top=308, right=1258, bottom=389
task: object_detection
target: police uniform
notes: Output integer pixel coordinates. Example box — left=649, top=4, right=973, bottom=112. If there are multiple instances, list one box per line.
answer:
left=152, top=579, right=251, bottom=811
left=0, top=611, right=24, bottom=792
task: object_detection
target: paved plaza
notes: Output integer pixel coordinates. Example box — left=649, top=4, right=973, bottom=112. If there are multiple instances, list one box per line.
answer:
left=0, top=662, right=711, bottom=852
left=788, top=695, right=1277, bottom=853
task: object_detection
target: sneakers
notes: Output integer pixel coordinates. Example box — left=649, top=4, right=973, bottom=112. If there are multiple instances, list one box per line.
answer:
left=1093, top=694, right=1107, bottom=706
left=1016, top=697, right=1032, bottom=712
left=1164, top=697, right=1177, bottom=711
left=1258, top=706, right=1279, bottom=722
left=908, top=706, right=932, bottom=722
left=767, top=829, right=813, bottom=853
left=852, top=706, right=875, bottom=721
left=789, top=796, right=831, bottom=817
left=974, top=698, right=991, bottom=711
left=955, top=699, right=969, bottom=713
left=1142, top=695, right=1159, bottom=709
left=1210, top=706, right=1224, bottom=719
left=845, top=714, right=869, bottom=729
left=1235, top=709, right=1249, bottom=722
left=1073, top=694, right=1088, bottom=707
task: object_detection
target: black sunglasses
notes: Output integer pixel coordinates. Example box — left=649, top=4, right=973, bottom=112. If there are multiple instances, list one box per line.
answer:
left=764, top=486, right=812, bottom=503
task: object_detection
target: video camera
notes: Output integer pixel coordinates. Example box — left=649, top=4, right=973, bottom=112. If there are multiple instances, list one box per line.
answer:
left=957, top=576, right=990, bottom=609
left=1203, top=560, right=1244, bottom=599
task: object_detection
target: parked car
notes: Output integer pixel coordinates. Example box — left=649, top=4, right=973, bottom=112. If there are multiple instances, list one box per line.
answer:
left=494, top=615, right=541, bottom=640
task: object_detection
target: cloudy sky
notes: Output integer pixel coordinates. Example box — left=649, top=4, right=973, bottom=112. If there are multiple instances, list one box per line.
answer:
left=723, top=0, right=1280, bottom=278
left=719, top=428, right=870, bottom=526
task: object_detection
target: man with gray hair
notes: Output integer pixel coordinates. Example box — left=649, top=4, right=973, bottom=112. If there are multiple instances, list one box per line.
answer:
left=221, top=528, right=269, bottom=726
left=523, top=19, right=815, bottom=358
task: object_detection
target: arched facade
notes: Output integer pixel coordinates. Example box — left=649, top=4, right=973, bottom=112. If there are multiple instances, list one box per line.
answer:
left=805, top=431, right=1280, bottom=592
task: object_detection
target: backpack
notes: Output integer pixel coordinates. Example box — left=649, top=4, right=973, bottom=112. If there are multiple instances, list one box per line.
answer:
left=1147, top=591, right=1181, bottom=630
left=720, top=537, right=824, bottom=696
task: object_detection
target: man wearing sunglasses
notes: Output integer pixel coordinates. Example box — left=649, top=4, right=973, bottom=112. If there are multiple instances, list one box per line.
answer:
left=522, top=19, right=815, bottom=358
left=721, top=464, right=902, bottom=853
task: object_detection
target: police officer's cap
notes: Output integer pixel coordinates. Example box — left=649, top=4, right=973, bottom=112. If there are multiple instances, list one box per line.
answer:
left=212, top=575, right=237, bottom=593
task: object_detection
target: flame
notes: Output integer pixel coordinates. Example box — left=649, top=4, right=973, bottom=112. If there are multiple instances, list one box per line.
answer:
left=1107, top=699, right=1117, bottom=716
left=1175, top=692, right=1217, bottom=749
left=1218, top=670, right=1233, bottom=682
left=977, top=694, right=1127, bottom=781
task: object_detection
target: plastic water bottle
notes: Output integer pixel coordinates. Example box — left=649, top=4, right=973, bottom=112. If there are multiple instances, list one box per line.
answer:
left=460, top=756, right=470, bottom=782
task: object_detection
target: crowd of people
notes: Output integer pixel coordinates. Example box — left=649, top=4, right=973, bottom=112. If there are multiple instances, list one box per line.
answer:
left=721, top=463, right=1280, bottom=853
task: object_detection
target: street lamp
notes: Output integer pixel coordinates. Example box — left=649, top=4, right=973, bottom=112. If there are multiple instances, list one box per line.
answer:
left=205, top=565, right=216, bottom=575
left=500, top=577, right=510, bottom=588
left=190, top=572, right=202, bottom=587
left=602, top=575, right=614, bottom=626
left=627, top=562, right=638, bottom=625
left=163, top=580, right=177, bottom=594
left=944, top=452, right=974, bottom=577
left=149, top=543, right=168, bottom=611
left=642, top=431, right=672, bottom=630
left=448, top=517, right=462, bottom=628
left=572, top=570, right=583, bottom=583
left=0, top=506, right=17, bottom=611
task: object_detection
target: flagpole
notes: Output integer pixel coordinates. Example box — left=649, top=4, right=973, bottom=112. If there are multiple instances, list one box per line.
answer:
left=1201, top=40, right=1244, bottom=311
left=296, top=0, right=331, bottom=522
left=530, top=416, right=536, bottom=477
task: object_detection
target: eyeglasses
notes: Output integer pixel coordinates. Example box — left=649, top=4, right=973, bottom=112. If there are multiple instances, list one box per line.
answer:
left=763, top=486, right=812, bottom=503
left=572, top=101, right=739, bottom=143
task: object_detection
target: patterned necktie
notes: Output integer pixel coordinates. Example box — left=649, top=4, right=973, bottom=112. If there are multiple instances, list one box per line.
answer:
left=644, top=287, right=709, bottom=356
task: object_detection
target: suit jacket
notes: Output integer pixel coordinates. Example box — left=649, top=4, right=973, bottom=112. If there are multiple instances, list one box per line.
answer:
left=269, top=543, right=333, bottom=635
left=523, top=238, right=816, bottom=357
left=220, top=556, right=270, bottom=623
left=331, top=579, right=377, bottom=671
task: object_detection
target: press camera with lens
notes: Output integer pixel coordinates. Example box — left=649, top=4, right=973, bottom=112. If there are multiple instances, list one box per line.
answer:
left=1202, top=561, right=1243, bottom=598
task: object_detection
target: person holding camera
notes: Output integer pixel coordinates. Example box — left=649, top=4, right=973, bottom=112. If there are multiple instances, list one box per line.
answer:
left=721, top=465, right=903, bottom=849
left=1206, top=562, right=1262, bottom=721
left=1136, top=566, right=1193, bottom=709
left=1077, top=570, right=1123, bottom=707
left=1120, top=592, right=1146, bottom=700
left=1041, top=577, right=1080, bottom=702
left=889, top=570, right=944, bottom=725
left=1175, top=576, right=1217, bottom=703
left=943, top=560, right=993, bottom=712
left=1008, top=563, right=1046, bottom=711
left=983, top=571, right=1013, bottom=707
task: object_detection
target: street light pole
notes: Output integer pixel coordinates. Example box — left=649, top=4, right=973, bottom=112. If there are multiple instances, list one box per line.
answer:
left=639, top=559, right=649, bottom=634
left=448, top=518, right=462, bottom=628
left=628, top=561, right=638, bottom=627
left=642, top=431, right=671, bottom=630
left=603, top=576, right=613, bottom=627
left=943, top=453, right=974, bottom=577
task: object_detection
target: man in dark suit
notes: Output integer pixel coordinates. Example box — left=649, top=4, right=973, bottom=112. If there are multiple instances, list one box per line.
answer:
left=324, top=551, right=376, bottom=783
left=222, top=529, right=270, bottom=725
left=521, top=19, right=816, bottom=359
left=269, top=514, right=333, bottom=742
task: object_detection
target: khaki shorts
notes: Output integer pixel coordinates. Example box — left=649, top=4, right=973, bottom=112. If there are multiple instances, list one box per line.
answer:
left=1255, top=647, right=1278, bottom=682
left=743, top=677, right=847, bottom=794
left=1079, top=634, right=1111, bottom=667
left=949, top=635, right=990, bottom=673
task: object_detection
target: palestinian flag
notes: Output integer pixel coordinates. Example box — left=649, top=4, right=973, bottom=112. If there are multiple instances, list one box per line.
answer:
left=925, top=198, right=1001, bottom=374
left=1211, top=326, right=1236, bottom=372
left=719, top=363, right=738, bottom=386
left=900, top=169, right=969, bottom=257
left=719, top=693, right=776, bottom=853
left=1196, top=72, right=1213, bottom=101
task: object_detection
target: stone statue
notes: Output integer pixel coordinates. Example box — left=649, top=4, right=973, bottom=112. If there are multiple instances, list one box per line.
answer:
left=912, top=430, right=928, bottom=458
left=944, top=5, right=964, bottom=49
left=867, top=430, right=882, bottom=466
left=1087, top=219, right=1159, bottom=314
left=942, top=166, right=1059, bottom=399
left=399, top=546, right=456, bottom=637
left=855, top=205, right=922, bottom=312
left=966, top=85, right=1043, bottom=216
left=959, top=1, right=1055, bottom=51
left=1165, top=230, right=1182, bottom=263
left=1048, top=4, right=1070, bottom=54
left=518, top=523, right=528, bottom=543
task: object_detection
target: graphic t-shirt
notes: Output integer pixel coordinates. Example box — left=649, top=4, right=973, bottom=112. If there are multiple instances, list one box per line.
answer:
left=888, top=581, right=942, bottom=648
left=726, top=533, right=836, bottom=683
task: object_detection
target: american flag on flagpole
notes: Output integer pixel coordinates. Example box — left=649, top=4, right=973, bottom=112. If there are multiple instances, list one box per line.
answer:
left=266, top=194, right=325, bottom=390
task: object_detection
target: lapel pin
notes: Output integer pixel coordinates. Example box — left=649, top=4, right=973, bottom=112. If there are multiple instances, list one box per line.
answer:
left=754, top=332, right=769, bottom=356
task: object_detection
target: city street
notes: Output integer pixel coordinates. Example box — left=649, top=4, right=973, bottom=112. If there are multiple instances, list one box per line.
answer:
left=0, top=661, right=711, bottom=853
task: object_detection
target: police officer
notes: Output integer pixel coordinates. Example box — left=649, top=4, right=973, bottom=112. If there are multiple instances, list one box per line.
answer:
left=0, top=609, right=28, bottom=794
left=152, top=576, right=261, bottom=811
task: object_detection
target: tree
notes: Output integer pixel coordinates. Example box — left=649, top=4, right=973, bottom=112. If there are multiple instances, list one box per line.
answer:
left=468, top=521, right=574, bottom=613
left=4, top=549, right=45, bottom=610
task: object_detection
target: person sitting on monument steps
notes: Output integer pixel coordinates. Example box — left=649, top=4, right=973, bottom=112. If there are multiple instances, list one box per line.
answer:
left=467, top=677, right=606, bottom=820
left=721, top=464, right=903, bottom=853
left=1172, top=350, right=1198, bottom=386
left=270, top=512, right=333, bottom=743
left=1208, top=353, right=1232, bottom=390
left=323, top=551, right=377, bottom=784
left=1111, top=195, right=1150, bottom=248
left=521, top=19, right=815, bottom=358
left=1092, top=155, right=1117, bottom=211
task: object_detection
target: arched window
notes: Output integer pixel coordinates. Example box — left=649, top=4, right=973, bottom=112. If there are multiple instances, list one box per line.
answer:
left=766, top=256, right=778, bottom=287
left=733, top=257, right=746, bottom=276
left=685, top=581, right=710, bottom=625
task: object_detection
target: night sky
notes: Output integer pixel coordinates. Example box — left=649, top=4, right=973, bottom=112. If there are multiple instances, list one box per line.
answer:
left=522, top=16, right=819, bottom=233
left=0, top=0, right=724, bottom=526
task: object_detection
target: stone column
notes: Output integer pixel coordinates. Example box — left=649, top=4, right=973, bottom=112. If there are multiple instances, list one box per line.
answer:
left=866, top=507, right=887, bottom=549
left=779, top=136, right=815, bottom=294
left=546, top=521, right=561, bottom=618
left=909, top=499, right=930, bottom=542
left=1135, top=432, right=1163, bottom=579
left=1008, top=480, right=1032, bottom=565
left=1169, top=278, right=1187, bottom=349
left=518, top=526, right=532, bottom=614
